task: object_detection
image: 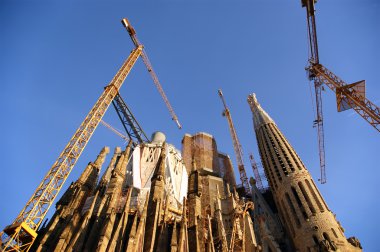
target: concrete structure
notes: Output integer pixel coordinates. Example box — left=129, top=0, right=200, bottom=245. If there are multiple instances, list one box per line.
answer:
left=248, top=93, right=362, bottom=252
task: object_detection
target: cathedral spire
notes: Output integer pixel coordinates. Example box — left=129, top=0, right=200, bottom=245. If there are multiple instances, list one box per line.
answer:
left=144, top=146, right=167, bottom=252
left=114, top=141, right=133, bottom=177
left=94, top=141, right=133, bottom=251
left=97, top=147, right=122, bottom=193
left=34, top=147, right=109, bottom=252
left=92, top=146, right=110, bottom=169
left=77, top=146, right=109, bottom=190
left=247, top=93, right=275, bottom=131
left=248, top=93, right=361, bottom=252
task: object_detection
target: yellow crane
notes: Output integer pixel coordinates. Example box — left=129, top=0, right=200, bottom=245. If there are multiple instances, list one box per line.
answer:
left=122, top=18, right=182, bottom=129
left=0, top=45, right=142, bottom=252
left=0, top=18, right=180, bottom=251
left=100, top=120, right=130, bottom=142
left=218, top=89, right=251, bottom=196
left=302, top=0, right=380, bottom=183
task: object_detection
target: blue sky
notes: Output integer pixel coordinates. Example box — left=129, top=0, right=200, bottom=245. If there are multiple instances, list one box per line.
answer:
left=1, top=0, right=379, bottom=250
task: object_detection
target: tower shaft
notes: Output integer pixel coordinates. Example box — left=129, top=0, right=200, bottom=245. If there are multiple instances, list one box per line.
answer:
left=247, top=94, right=361, bottom=252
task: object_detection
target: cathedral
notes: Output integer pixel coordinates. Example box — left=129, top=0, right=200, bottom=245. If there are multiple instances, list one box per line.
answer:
left=30, top=94, right=362, bottom=252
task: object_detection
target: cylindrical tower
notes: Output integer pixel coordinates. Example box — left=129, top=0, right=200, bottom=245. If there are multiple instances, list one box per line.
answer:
left=247, top=93, right=361, bottom=252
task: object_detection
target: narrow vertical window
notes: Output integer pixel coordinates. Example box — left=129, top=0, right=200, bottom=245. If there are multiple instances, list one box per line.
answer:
left=298, top=182, right=316, bottom=214
left=323, top=232, right=332, bottom=243
left=305, top=179, right=324, bottom=212
left=263, top=128, right=282, bottom=183
left=280, top=199, right=295, bottom=237
left=331, top=228, right=339, bottom=238
left=272, top=124, right=303, bottom=170
left=285, top=193, right=301, bottom=227
left=259, top=133, right=277, bottom=189
left=311, top=179, right=329, bottom=210
left=291, top=186, right=308, bottom=220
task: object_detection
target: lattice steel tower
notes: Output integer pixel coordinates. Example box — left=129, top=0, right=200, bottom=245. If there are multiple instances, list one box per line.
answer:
left=247, top=93, right=362, bottom=252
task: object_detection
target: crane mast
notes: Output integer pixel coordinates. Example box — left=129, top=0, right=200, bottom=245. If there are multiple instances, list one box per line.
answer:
left=302, top=0, right=326, bottom=184
left=249, top=153, right=264, bottom=191
left=302, top=0, right=380, bottom=183
left=218, top=89, right=251, bottom=196
left=313, top=78, right=326, bottom=183
left=0, top=46, right=143, bottom=251
left=302, top=0, right=319, bottom=65
left=121, top=18, right=182, bottom=129
left=112, top=93, right=149, bottom=145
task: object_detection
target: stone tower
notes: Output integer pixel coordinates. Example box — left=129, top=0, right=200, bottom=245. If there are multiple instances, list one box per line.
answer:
left=247, top=93, right=362, bottom=252
left=34, top=147, right=110, bottom=252
left=182, top=132, right=258, bottom=252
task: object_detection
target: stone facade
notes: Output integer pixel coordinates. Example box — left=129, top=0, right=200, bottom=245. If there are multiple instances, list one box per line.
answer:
left=29, top=95, right=362, bottom=252
left=31, top=132, right=258, bottom=252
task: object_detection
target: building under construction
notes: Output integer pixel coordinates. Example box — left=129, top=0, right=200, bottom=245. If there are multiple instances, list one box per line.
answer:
left=14, top=94, right=361, bottom=252
left=2, top=0, right=377, bottom=250
left=27, top=132, right=256, bottom=252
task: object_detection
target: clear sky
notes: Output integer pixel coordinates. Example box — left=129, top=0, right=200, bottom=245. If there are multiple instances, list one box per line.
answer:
left=1, top=0, right=379, bottom=250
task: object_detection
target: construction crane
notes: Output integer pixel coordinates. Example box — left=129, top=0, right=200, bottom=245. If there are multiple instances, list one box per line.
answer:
left=218, top=89, right=251, bottom=196
left=302, top=0, right=326, bottom=184
left=112, top=93, right=149, bottom=145
left=302, top=0, right=380, bottom=183
left=100, top=119, right=130, bottom=142
left=0, top=18, right=180, bottom=251
left=249, top=153, right=264, bottom=191
left=121, top=18, right=182, bottom=129
left=0, top=46, right=142, bottom=252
